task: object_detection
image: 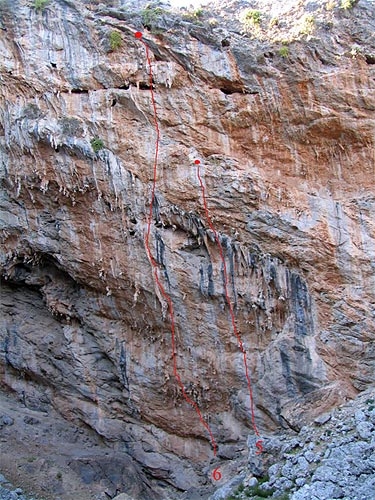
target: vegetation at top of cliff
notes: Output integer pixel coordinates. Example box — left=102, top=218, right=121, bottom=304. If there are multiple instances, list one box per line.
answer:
left=297, top=14, right=315, bottom=36
left=236, top=5, right=319, bottom=42
left=325, top=0, right=336, bottom=10
left=269, top=17, right=279, bottom=29
left=141, top=5, right=166, bottom=33
left=33, top=0, right=49, bottom=11
left=341, top=0, right=357, bottom=8
left=240, top=8, right=262, bottom=32
left=109, top=30, right=122, bottom=50
left=181, top=7, right=205, bottom=22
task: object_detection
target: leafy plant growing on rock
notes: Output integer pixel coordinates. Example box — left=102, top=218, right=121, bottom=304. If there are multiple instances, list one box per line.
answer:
left=141, top=6, right=165, bottom=33
left=350, top=44, right=362, bottom=57
left=208, top=18, right=218, bottom=27
left=109, top=31, right=122, bottom=50
left=91, top=137, right=105, bottom=153
left=279, top=45, right=289, bottom=58
left=298, top=14, right=315, bottom=36
left=366, top=398, right=374, bottom=411
left=341, top=0, right=356, bottom=8
left=269, top=17, right=279, bottom=28
left=33, top=0, right=49, bottom=10
left=192, top=7, right=204, bottom=18
left=182, top=7, right=205, bottom=22
left=326, top=0, right=336, bottom=10
left=243, top=483, right=276, bottom=498
left=240, top=9, right=262, bottom=31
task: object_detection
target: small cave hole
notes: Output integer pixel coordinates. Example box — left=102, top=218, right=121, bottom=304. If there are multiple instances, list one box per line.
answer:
left=50, top=62, right=57, bottom=68
left=128, top=229, right=136, bottom=236
left=71, top=88, right=89, bottom=94
left=139, top=81, right=154, bottom=90
left=220, top=87, right=236, bottom=95
left=111, top=98, right=117, bottom=107
left=54, top=146, right=60, bottom=152
left=130, top=217, right=137, bottom=224
left=365, top=54, right=375, bottom=65
left=221, top=39, right=230, bottom=48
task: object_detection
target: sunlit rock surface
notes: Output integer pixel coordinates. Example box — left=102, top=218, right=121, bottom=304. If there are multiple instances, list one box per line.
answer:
left=0, top=0, right=374, bottom=498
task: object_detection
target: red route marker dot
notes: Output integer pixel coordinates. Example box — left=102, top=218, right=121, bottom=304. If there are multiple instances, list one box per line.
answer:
left=194, top=159, right=201, bottom=165
left=135, top=31, right=143, bottom=39
left=212, top=468, right=222, bottom=481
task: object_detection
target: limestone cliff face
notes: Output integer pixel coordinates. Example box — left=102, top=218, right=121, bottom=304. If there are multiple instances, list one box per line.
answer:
left=0, top=0, right=374, bottom=498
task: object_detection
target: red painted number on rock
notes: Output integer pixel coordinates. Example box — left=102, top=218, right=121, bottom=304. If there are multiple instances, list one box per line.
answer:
left=256, top=440, right=263, bottom=454
left=212, top=468, right=222, bottom=481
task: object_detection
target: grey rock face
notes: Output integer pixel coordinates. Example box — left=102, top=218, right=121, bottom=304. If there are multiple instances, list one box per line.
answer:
left=0, top=0, right=375, bottom=499
left=314, top=413, right=331, bottom=426
left=356, top=421, right=373, bottom=440
left=0, top=416, right=14, bottom=427
left=292, top=482, right=343, bottom=500
left=112, top=494, right=137, bottom=500
left=209, top=474, right=245, bottom=500
left=214, top=389, right=375, bottom=500
left=0, top=475, right=35, bottom=500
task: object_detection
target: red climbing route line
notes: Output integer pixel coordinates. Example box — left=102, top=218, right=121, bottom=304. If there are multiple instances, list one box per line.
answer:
left=195, top=159, right=263, bottom=454
left=135, top=32, right=220, bottom=467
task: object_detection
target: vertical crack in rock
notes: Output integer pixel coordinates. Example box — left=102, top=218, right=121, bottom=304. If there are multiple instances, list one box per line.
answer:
left=118, top=342, right=129, bottom=393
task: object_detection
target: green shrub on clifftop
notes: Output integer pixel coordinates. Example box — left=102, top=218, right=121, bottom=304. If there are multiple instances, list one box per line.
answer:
left=33, top=0, right=49, bottom=10
left=240, top=9, right=262, bottom=31
left=269, top=17, right=279, bottom=28
left=141, top=6, right=165, bottom=33
left=341, top=0, right=356, bottom=9
left=182, top=7, right=205, bottom=22
left=298, top=14, right=315, bottom=36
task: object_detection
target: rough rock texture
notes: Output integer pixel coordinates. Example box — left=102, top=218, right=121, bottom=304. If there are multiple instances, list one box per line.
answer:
left=0, top=472, right=40, bottom=500
left=0, top=0, right=374, bottom=498
left=214, top=388, right=375, bottom=500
